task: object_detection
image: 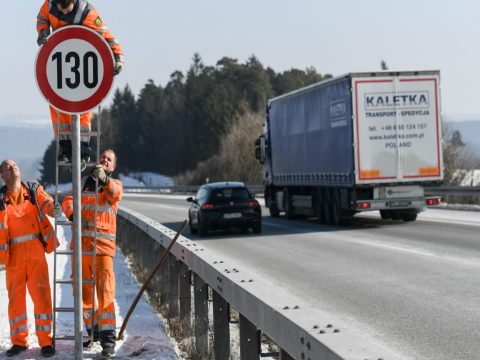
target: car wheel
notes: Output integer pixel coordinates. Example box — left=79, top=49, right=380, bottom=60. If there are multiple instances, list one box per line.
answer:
left=252, top=222, right=262, bottom=234
left=198, top=217, right=207, bottom=236
left=189, top=214, right=198, bottom=234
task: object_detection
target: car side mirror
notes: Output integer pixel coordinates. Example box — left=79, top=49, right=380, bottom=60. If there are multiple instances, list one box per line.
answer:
left=186, top=197, right=194, bottom=203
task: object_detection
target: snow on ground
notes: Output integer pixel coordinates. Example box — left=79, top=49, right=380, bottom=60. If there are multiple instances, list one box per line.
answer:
left=0, top=218, right=180, bottom=359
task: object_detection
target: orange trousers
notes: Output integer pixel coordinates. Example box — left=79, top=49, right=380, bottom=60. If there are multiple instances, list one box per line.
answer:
left=72, top=254, right=116, bottom=333
left=6, top=241, right=53, bottom=347
left=49, top=106, right=92, bottom=142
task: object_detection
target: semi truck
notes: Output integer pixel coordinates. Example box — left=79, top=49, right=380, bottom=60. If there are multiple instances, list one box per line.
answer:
left=255, top=71, right=443, bottom=224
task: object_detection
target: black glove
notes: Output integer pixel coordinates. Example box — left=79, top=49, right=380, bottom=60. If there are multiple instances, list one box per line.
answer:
left=114, top=54, right=124, bottom=75
left=91, top=165, right=110, bottom=186
left=37, top=29, right=49, bottom=46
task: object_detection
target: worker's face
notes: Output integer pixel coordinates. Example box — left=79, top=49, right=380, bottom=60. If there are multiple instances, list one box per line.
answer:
left=57, top=3, right=74, bottom=15
left=99, top=151, right=116, bottom=173
left=0, top=160, right=20, bottom=183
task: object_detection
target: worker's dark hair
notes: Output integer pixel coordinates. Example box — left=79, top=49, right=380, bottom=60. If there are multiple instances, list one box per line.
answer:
left=55, top=0, right=76, bottom=9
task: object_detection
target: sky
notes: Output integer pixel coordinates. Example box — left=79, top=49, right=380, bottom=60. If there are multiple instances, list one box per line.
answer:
left=1, top=0, right=480, bottom=129
left=0, top=223, right=181, bottom=359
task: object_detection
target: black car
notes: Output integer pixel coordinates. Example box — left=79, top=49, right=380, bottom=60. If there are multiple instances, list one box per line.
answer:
left=187, top=182, right=262, bottom=236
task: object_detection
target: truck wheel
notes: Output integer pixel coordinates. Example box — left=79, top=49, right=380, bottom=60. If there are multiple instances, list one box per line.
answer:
left=269, top=204, right=280, bottom=217
left=284, top=189, right=295, bottom=219
left=380, top=210, right=391, bottom=220
left=332, top=198, right=341, bottom=225
left=402, top=213, right=417, bottom=222
left=322, top=192, right=332, bottom=225
left=315, top=196, right=324, bottom=223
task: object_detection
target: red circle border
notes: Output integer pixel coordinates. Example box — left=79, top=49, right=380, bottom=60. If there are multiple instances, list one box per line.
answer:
left=35, top=26, right=114, bottom=114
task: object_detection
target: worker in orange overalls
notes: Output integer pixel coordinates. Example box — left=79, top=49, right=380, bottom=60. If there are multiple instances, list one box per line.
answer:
left=0, top=160, right=61, bottom=358
left=62, top=149, right=123, bottom=358
left=36, top=0, right=124, bottom=166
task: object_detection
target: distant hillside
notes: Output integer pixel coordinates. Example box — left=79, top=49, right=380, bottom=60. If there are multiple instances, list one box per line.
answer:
left=0, top=124, right=52, bottom=181
left=452, top=120, right=480, bottom=157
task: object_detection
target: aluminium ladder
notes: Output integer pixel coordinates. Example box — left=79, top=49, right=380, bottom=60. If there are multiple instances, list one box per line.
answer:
left=51, top=110, right=102, bottom=355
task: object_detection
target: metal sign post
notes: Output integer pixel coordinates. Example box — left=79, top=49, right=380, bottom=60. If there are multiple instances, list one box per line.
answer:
left=71, top=114, right=83, bottom=357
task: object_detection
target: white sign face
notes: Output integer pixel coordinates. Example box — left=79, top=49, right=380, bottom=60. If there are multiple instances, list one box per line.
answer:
left=35, top=26, right=114, bottom=114
left=46, top=39, right=104, bottom=102
left=352, top=75, right=442, bottom=184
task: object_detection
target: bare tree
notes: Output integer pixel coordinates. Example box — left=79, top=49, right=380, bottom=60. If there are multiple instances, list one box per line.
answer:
left=442, top=119, right=479, bottom=184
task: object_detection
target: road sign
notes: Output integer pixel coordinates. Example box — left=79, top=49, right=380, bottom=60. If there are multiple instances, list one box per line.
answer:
left=35, top=25, right=114, bottom=114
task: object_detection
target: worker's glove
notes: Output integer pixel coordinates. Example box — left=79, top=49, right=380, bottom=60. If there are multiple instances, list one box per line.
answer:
left=91, top=164, right=110, bottom=186
left=37, top=29, right=49, bottom=46
left=114, top=54, right=124, bottom=75
left=52, top=202, right=62, bottom=218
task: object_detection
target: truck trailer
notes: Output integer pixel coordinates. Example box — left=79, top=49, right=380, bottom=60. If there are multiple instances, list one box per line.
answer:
left=255, top=71, right=443, bottom=224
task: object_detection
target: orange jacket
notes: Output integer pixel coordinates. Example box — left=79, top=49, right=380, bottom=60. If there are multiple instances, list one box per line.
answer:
left=37, top=0, right=123, bottom=57
left=0, top=182, right=58, bottom=264
left=62, top=177, right=123, bottom=257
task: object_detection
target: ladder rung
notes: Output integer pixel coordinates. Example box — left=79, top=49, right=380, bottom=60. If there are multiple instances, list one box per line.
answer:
left=59, top=131, right=99, bottom=137
left=56, top=279, right=95, bottom=285
left=56, top=250, right=96, bottom=256
left=56, top=191, right=98, bottom=197
left=55, top=279, right=73, bottom=284
left=56, top=250, right=73, bottom=255
left=55, top=307, right=74, bottom=313
left=55, top=220, right=71, bottom=226
left=55, top=335, right=92, bottom=341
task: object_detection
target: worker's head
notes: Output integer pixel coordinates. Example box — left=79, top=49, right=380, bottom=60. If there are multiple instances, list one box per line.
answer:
left=99, top=149, right=117, bottom=173
left=55, top=0, right=76, bottom=15
left=0, top=160, right=21, bottom=184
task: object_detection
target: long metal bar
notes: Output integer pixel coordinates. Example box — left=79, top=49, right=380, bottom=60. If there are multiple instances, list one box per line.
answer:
left=89, top=106, right=101, bottom=345
left=72, top=114, right=83, bottom=359
left=52, top=112, right=61, bottom=348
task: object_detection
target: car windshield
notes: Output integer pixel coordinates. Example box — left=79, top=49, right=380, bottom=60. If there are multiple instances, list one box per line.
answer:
left=211, top=187, right=251, bottom=203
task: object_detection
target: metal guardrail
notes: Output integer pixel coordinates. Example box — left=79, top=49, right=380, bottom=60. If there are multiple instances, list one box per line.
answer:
left=123, top=185, right=480, bottom=197
left=117, top=207, right=401, bottom=360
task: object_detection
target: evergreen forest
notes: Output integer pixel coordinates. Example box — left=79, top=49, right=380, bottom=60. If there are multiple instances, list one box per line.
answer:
left=39, top=54, right=331, bottom=185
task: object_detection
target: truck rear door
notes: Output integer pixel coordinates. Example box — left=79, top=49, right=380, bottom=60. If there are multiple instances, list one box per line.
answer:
left=351, top=72, right=443, bottom=184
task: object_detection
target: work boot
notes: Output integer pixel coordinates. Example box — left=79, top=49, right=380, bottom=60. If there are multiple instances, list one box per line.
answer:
left=101, top=346, right=115, bottom=358
left=6, top=345, right=28, bottom=357
left=83, top=325, right=100, bottom=348
left=40, top=345, right=55, bottom=358
left=58, top=140, right=72, bottom=162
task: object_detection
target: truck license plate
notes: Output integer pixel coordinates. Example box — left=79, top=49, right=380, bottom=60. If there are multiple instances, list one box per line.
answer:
left=388, top=200, right=410, bottom=208
left=223, top=212, right=242, bottom=219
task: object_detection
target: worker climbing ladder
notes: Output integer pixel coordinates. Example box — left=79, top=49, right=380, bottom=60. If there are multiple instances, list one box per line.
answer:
left=51, top=111, right=102, bottom=354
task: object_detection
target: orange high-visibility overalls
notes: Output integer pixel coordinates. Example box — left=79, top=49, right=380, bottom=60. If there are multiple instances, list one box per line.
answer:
left=0, top=183, right=58, bottom=347
left=62, top=176, right=123, bottom=346
left=37, top=0, right=123, bottom=141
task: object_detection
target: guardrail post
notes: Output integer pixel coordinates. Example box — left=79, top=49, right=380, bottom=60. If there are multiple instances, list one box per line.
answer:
left=179, top=262, right=191, bottom=333
left=194, top=274, right=209, bottom=357
left=280, top=349, right=295, bottom=360
left=159, top=243, right=169, bottom=306
left=213, top=290, right=230, bottom=360
left=168, top=253, right=179, bottom=318
left=240, top=313, right=260, bottom=360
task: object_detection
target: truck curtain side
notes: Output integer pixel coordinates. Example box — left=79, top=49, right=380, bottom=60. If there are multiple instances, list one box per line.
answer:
left=255, top=71, right=443, bottom=224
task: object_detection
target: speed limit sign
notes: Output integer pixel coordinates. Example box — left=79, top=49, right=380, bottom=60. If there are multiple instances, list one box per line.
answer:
left=35, top=25, right=114, bottom=114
